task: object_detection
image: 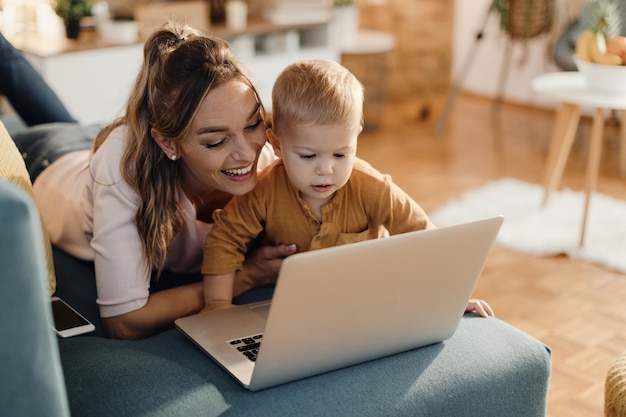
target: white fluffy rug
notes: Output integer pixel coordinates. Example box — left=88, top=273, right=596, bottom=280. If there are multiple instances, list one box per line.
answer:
left=429, top=178, right=626, bottom=274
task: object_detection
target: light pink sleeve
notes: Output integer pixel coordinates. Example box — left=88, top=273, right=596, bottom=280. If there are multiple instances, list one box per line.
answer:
left=87, top=128, right=152, bottom=318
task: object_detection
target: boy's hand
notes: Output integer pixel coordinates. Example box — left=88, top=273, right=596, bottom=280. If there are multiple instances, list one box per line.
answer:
left=200, top=302, right=235, bottom=314
left=465, top=299, right=495, bottom=318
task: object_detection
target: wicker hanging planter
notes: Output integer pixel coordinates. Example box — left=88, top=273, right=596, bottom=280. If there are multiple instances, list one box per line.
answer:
left=496, top=0, right=555, bottom=40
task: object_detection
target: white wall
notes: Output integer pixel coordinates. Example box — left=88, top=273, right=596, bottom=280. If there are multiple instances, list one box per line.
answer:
left=452, top=0, right=569, bottom=108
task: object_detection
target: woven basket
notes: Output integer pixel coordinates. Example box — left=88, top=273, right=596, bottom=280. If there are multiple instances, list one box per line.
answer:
left=606, top=350, right=626, bottom=417
left=501, top=0, right=555, bottom=39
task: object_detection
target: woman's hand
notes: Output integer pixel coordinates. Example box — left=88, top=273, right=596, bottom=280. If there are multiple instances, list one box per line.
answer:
left=233, top=243, right=297, bottom=297
left=102, top=281, right=205, bottom=340
left=465, top=299, right=495, bottom=318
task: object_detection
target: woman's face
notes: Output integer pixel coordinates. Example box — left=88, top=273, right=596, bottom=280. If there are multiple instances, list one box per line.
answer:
left=176, top=79, right=267, bottom=197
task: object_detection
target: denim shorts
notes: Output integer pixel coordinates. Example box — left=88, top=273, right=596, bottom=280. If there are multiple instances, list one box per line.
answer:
left=12, top=123, right=102, bottom=182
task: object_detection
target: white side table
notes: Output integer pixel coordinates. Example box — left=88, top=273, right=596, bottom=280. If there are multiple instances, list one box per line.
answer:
left=340, top=30, right=396, bottom=131
left=531, top=71, right=626, bottom=246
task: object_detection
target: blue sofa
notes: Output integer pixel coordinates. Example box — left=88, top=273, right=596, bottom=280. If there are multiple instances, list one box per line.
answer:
left=0, top=123, right=552, bottom=417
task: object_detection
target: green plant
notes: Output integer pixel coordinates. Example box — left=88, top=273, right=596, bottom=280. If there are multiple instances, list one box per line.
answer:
left=333, top=0, right=354, bottom=7
left=54, top=0, right=93, bottom=21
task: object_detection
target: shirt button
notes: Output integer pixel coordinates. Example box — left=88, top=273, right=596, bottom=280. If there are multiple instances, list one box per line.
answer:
left=311, top=220, right=319, bottom=227
left=315, top=236, right=321, bottom=242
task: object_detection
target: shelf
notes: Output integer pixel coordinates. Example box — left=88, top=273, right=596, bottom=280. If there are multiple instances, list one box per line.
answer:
left=10, top=17, right=338, bottom=124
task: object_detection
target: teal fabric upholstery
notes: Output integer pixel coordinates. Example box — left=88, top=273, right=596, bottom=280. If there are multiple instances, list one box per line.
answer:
left=58, top=316, right=551, bottom=417
left=0, top=180, right=70, bottom=417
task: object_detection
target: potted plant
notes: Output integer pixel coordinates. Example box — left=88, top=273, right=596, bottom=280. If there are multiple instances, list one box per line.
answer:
left=54, top=0, right=93, bottom=39
left=493, top=0, right=555, bottom=40
left=331, top=0, right=359, bottom=48
left=489, top=0, right=557, bottom=65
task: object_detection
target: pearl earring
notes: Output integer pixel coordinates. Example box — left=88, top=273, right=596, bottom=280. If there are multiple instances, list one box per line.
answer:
left=170, top=154, right=178, bottom=161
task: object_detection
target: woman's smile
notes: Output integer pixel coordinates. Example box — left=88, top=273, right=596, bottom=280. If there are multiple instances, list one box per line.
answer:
left=222, top=162, right=254, bottom=177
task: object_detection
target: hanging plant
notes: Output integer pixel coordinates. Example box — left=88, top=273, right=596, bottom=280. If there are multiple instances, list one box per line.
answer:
left=494, top=0, right=556, bottom=39
left=491, top=0, right=558, bottom=65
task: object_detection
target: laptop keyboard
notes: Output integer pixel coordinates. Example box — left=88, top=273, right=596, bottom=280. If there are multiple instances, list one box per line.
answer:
left=229, top=334, right=263, bottom=362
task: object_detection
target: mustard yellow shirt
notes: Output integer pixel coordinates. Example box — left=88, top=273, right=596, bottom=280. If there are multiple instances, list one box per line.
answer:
left=202, top=157, right=434, bottom=275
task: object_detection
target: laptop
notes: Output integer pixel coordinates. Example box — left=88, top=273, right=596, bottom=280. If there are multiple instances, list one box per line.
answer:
left=175, top=215, right=503, bottom=391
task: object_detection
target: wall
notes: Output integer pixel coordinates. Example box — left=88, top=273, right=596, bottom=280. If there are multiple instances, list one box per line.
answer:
left=451, top=0, right=595, bottom=107
left=354, top=0, right=575, bottom=109
left=357, top=0, right=454, bottom=102
left=452, top=0, right=556, bottom=108
left=88, top=0, right=591, bottom=107
left=102, top=0, right=454, bottom=103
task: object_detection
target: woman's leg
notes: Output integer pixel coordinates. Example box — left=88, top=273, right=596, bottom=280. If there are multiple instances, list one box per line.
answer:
left=0, top=33, right=77, bottom=126
left=12, top=123, right=100, bottom=182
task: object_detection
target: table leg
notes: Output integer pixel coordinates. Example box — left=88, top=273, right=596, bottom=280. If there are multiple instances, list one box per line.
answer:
left=580, top=107, right=605, bottom=246
left=542, top=102, right=581, bottom=206
left=619, top=110, right=626, bottom=176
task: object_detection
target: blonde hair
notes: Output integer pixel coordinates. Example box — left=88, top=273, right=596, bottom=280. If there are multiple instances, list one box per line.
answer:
left=270, top=59, right=363, bottom=135
left=92, top=22, right=262, bottom=274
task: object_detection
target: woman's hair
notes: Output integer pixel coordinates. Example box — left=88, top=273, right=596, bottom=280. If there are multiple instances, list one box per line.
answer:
left=270, top=59, right=364, bottom=135
left=93, top=21, right=261, bottom=274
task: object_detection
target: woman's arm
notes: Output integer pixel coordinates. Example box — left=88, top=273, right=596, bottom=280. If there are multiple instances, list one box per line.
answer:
left=103, top=243, right=297, bottom=339
left=102, top=282, right=204, bottom=340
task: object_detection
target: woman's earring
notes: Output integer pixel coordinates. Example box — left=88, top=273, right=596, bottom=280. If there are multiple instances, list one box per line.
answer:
left=170, top=154, right=178, bottom=161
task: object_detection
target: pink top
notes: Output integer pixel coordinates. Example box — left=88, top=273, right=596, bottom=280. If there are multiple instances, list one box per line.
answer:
left=33, top=125, right=276, bottom=318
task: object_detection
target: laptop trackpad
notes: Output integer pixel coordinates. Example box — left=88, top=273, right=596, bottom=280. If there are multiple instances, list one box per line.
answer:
left=249, top=303, right=271, bottom=321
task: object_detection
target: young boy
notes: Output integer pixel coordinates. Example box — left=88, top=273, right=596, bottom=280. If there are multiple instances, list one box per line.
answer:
left=201, top=59, right=493, bottom=317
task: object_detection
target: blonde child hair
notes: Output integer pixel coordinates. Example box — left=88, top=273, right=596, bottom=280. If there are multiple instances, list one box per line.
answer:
left=270, top=59, right=364, bottom=135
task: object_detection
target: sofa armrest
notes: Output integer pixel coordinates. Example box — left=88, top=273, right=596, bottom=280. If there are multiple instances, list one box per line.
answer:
left=0, top=180, right=70, bottom=417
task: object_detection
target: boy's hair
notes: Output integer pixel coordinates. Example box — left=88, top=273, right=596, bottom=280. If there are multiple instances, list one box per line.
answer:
left=271, top=59, right=364, bottom=135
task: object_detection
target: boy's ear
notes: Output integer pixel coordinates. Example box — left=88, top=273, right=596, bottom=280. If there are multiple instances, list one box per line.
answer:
left=151, top=128, right=178, bottom=160
left=266, top=128, right=282, bottom=158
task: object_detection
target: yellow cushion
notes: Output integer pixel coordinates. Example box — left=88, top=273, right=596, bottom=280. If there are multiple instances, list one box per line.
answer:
left=0, top=121, right=56, bottom=295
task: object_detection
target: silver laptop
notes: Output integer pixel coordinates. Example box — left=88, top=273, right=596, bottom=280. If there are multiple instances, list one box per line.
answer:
left=175, top=215, right=503, bottom=391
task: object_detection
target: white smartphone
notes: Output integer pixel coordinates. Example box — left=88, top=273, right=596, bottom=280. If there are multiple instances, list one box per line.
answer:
left=50, top=296, right=95, bottom=337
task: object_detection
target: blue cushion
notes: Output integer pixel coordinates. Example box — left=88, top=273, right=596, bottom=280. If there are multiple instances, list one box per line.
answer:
left=0, top=180, right=70, bottom=417
left=58, top=315, right=551, bottom=417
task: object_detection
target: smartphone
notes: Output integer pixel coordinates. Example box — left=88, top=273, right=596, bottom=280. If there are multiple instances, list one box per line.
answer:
left=50, top=296, right=95, bottom=337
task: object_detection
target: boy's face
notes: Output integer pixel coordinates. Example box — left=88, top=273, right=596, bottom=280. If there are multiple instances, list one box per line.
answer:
left=270, top=120, right=361, bottom=206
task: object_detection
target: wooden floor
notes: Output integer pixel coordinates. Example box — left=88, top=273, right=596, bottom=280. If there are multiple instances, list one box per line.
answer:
left=357, top=93, right=626, bottom=417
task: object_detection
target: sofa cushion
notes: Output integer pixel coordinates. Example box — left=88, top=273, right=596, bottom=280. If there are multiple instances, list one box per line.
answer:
left=0, top=121, right=56, bottom=295
left=58, top=315, right=552, bottom=417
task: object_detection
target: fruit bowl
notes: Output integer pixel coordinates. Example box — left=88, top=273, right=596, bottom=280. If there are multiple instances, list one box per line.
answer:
left=574, top=56, right=626, bottom=94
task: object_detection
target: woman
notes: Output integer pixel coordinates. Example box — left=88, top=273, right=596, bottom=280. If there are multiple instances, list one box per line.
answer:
left=24, top=23, right=295, bottom=339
